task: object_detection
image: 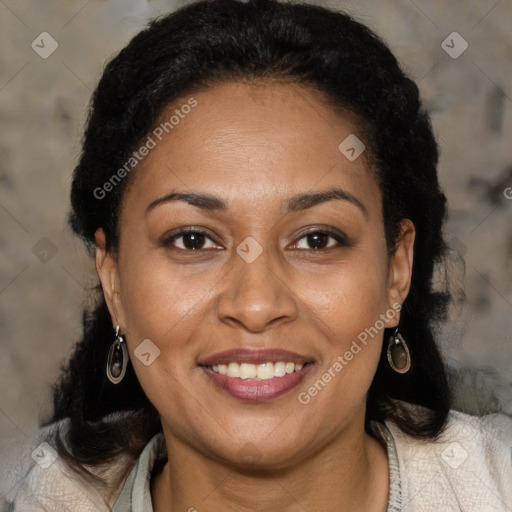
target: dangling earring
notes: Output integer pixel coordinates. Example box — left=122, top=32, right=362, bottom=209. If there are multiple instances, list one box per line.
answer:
left=106, top=325, right=128, bottom=384
left=387, top=327, right=411, bottom=374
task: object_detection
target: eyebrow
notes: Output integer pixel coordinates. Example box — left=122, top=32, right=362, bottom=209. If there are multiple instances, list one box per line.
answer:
left=145, top=186, right=368, bottom=219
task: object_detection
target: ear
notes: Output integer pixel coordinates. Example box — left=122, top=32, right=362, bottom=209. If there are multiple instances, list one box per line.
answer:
left=95, top=228, right=126, bottom=330
left=385, top=218, right=415, bottom=328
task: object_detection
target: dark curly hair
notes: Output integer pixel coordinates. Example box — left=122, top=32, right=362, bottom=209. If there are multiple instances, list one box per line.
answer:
left=45, top=0, right=453, bottom=488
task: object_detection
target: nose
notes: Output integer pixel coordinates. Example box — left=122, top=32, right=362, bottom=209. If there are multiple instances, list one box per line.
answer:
left=216, top=246, right=299, bottom=333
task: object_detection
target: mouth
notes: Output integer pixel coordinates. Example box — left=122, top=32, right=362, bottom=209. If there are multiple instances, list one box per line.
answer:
left=203, top=361, right=311, bottom=379
left=198, top=348, right=315, bottom=402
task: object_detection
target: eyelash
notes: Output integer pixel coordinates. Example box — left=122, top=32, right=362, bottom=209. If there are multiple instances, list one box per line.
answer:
left=162, top=227, right=351, bottom=252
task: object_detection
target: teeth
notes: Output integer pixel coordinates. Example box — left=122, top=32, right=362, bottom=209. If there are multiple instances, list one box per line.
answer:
left=240, top=363, right=257, bottom=379
left=227, top=362, right=240, bottom=378
left=274, top=362, right=286, bottom=377
left=257, top=362, right=274, bottom=380
left=209, top=361, right=307, bottom=379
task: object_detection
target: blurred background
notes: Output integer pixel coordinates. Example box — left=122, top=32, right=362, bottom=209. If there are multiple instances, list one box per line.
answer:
left=0, top=0, right=511, bottom=495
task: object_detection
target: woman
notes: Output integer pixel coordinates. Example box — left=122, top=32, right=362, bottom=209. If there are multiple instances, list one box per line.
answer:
left=3, top=0, right=512, bottom=510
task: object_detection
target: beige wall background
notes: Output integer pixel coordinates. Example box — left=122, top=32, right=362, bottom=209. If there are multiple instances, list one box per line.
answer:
left=1, top=0, right=511, bottom=494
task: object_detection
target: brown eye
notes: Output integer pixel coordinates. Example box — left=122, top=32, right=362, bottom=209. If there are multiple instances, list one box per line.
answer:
left=162, top=229, right=219, bottom=251
left=293, top=229, right=350, bottom=251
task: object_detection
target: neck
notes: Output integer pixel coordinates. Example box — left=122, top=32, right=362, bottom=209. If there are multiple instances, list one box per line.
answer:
left=151, top=414, right=389, bottom=512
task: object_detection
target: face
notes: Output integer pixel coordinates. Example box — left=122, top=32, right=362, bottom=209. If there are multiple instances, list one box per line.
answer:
left=96, top=80, right=414, bottom=468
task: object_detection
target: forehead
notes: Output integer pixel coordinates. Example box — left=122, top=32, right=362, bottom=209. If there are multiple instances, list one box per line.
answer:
left=122, top=80, right=381, bottom=217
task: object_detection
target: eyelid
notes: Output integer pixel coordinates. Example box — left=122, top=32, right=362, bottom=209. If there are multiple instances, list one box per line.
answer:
left=290, top=226, right=351, bottom=249
left=162, top=225, right=351, bottom=252
left=161, top=226, right=221, bottom=248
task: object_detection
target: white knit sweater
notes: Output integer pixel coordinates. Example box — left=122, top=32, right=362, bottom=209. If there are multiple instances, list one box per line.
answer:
left=3, top=406, right=512, bottom=511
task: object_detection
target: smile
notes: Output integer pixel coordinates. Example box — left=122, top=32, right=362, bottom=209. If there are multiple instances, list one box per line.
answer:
left=206, top=361, right=306, bottom=380
left=199, top=347, right=315, bottom=401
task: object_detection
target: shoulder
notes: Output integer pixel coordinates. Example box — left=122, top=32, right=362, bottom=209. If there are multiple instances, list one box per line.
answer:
left=0, top=417, right=136, bottom=511
left=385, top=404, right=512, bottom=511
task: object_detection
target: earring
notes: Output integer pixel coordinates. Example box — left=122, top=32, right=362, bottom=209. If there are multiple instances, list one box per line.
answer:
left=387, top=327, right=411, bottom=374
left=106, top=325, right=128, bottom=384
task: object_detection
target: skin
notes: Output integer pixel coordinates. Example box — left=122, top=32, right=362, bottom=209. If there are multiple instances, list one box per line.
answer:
left=95, top=80, right=415, bottom=512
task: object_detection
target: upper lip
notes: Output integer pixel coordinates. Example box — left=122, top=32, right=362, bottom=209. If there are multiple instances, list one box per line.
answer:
left=199, top=348, right=314, bottom=366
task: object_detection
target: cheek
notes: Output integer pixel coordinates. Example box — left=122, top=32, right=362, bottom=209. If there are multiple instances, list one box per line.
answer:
left=302, top=258, right=388, bottom=393
left=309, top=258, right=389, bottom=339
left=118, top=236, right=389, bottom=350
left=116, top=259, right=208, bottom=412
left=118, top=249, right=211, bottom=342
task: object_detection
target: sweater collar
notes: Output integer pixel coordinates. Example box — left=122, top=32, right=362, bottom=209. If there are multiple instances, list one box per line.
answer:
left=112, top=421, right=401, bottom=512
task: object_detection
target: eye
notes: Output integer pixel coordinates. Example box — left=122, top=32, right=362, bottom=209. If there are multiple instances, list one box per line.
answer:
left=162, top=227, right=350, bottom=252
left=292, top=229, right=350, bottom=251
left=162, top=228, right=220, bottom=251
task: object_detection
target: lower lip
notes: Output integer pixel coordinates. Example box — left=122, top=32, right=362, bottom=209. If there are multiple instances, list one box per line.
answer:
left=201, top=364, right=314, bottom=402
